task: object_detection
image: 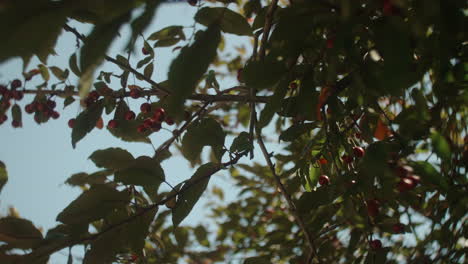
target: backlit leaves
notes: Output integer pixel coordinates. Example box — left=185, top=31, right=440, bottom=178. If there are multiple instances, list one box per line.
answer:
left=195, top=7, right=253, bottom=36
left=89, top=147, right=134, bottom=170
left=114, top=156, right=165, bottom=187
left=71, top=99, right=104, bottom=148
left=0, top=161, right=7, bottom=194
left=167, top=24, right=221, bottom=118
left=0, top=217, right=43, bottom=249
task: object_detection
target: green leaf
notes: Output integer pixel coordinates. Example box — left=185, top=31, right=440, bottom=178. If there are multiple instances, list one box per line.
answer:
left=167, top=24, right=221, bottom=118
left=56, top=184, right=130, bottom=225
left=126, top=1, right=160, bottom=51
left=38, top=64, right=50, bottom=82
left=0, top=161, right=7, bottom=194
left=136, top=56, right=152, bottom=69
left=279, top=122, right=319, bottom=141
left=144, top=62, right=153, bottom=79
left=230, top=132, right=252, bottom=153
left=79, top=13, right=130, bottom=98
left=430, top=131, right=451, bottom=162
left=258, top=78, right=288, bottom=128
left=174, top=227, right=189, bottom=248
left=69, top=53, right=81, bottom=77
left=11, top=104, right=21, bottom=123
left=108, top=100, right=151, bottom=143
left=410, top=161, right=449, bottom=193
left=89, top=148, right=134, bottom=170
left=0, top=217, right=43, bottom=249
left=243, top=256, right=271, bottom=264
left=243, top=55, right=286, bottom=90
left=65, top=170, right=112, bottom=186
left=71, top=99, right=104, bottom=148
left=172, top=163, right=219, bottom=227
left=297, top=186, right=337, bottom=215
left=114, top=156, right=165, bottom=187
left=63, top=97, right=75, bottom=108
left=0, top=3, right=67, bottom=66
left=148, top=25, right=185, bottom=41
left=195, top=7, right=253, bottom=36
left=181, top=118, right=225, bottom=165
left=193, top=225, right=210, bottom=247
left=49, top=66, right=67, bottom=81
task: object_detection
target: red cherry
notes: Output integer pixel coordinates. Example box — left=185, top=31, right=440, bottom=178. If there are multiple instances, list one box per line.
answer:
left=165, top=116, right=174, bottom=125
left=318, top=175, right=330, bottom=186
left=152, top=107, right=166, bottom=123
left=318, top=158, right=328, bottom=165
left=107, top=119, right=118, bottom=129
left=1, top=100, right=11, bottom=109
left=11, top=120, right=21, bottom=128
left=125, top=111, right=136, bottom=121
left=150, top=121, right=161, bottom=132
left=397, top=177, right=416, bottom=192
left=142, top=47, right=150, bottom=55
left=137, top=124, right=147, bottom=133
left=68, top=118, right=76, bottom=128
left=395, top=165, right=414, bottom=178
left=33, top=115, right=41, bottom=124
left=0, top=114, right=7, bottom=124
left=355, top=133, right=362, bottom=139
left=140, top=103, right=152, bottom=114
left=366, top=199, right=380, bottom=217
left=11, top=90, right=23, bottom=100
left=130, top=254, right=138, bottom=261
left=392, top=223, right=405, bottom=233
left=353, top=146, right=365, bottom=158
left=289, top=82, right=298, bottom=89
left=11, top=79, right=22, bottom=89
left=143, top=119, right=153, bottom=129
left=326, top=38, right=334, bottom=49
left=37, top=103, right=47, bottom=112
left=187, top=0, right=197, bottom=6
left=0, top=85, right=7, bottom=95
left=46, top=100, right=57, bottom=109
left=369, top=239, right=382, bottom=250
left=25, top=104, right=35, bottom=114
left=129, top=89, right=141, bottom=99
left=89, top=91, right=100, bottom=101
left=51, top=111, right=60, bottom=120
left=341, top=155, right=353, bottom=164
left=408, top=174, right=420, bottom=185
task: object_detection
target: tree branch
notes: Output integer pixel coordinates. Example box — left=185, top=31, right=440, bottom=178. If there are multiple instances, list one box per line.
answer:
left=258, top=0, right=279, bottom=60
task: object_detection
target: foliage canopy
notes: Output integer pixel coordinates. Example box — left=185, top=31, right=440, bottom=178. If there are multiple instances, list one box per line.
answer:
left=0, top=0, right=466, bottom=263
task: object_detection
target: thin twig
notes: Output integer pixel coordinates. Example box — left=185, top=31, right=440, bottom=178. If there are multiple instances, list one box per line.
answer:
left=258, top=0, right=279, bottom=60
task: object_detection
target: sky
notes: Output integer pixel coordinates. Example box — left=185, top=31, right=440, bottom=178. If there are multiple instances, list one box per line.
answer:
left=0, top=2, right=257, bottom=263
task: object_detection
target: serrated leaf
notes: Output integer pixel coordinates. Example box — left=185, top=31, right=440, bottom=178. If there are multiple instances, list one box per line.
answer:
left=114, top=156, right=165, bottom=187
left=56, top=184, right=130, bottom=225
left=167, top=24, right=221, bottom=118
left=230, top=132, right=252, bottom=153
left=89, top=148, right=134, bottom=170
left=0, top=161, right=7, bottom=194
left=49, top=66, right=67, bottom=81
left=144, top=62, right=153, bottom=79
left=79, top=13, right=130, bottom=98
left=71, top=99, right=104, bottom=148
left=181, top=118, right=225, bottom=165
left=279, top=122, right=319, bottom=142
left=11, top=104, right=21, bottom=123
left=38, top=64, right=50, bottom=82
left=195, top=7, right=253, bottom=36
left=172, top=163, right=219, bottom=227
left=430, top=131, right=451, bottom=162
left=69, top=53, right=81, bottom=76
left=0, top=217, right=43, bottom=249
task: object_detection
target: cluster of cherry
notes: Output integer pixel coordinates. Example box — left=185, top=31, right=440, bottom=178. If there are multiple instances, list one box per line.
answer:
left=0, top=80, right=25, bottom=127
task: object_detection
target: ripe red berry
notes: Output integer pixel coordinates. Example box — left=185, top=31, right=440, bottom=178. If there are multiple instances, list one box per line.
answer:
left=369, top=239, right=382, bottom=250
left=11, top=79, right=22, bottom=89
left=165, top=116, right=174, bottom=125
left=11, top=120, right=21, bottom=128
left=46, top=100, right=56, bottom=109
left=0, top=85, right=7, bottom=95
left=0, top=114, right=7, bottom=124
left=318, top=158, right=328, bottom=165
left=68, top=118, right=75, bottom=128
left=140, top=103, right=151, bottom=114
left=143, top=119, right=153, bottom=129
left=397, top=177, right=416, bottom=192
left=150, top=121, right=161, bottom=132
left=36, top=103, right=46, bottom=112
left=395, top=165, right=413, bottom=178
left=142, top=47, right=149, bottom=55
left=408, top=174, right=420, bottom=185
left=89, top=91, right=100, bottom=101
left=129, top=89, right=141, bottom=99
left=366, top=199, right=380, bottom=217
left=187, top=0, right=197, bottom=6
left=318, top=175, right=330, bottom=186
left=137, top=124, right=147, bottom=133
left=25, top=104, right=35, bottom=114
left=289, top=82, right=298, bottom=89
left=11, top=90, right=23, bottom=100
left=326, top=38, right=334, bottom=49
left=152, top=107, right=166, bottom=123
left=107, top=119, right=118, bottom=129
left=392, top=223, right=405, bottom=233
left=353, top=146, right=365, bottom=158
left=1, top=100, right=11, bottom=109
left=51, top=111, right=60, bottom=119
left=341, top=155, right=353, bottom=164
left=125, top=111, right=136, bottom=121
